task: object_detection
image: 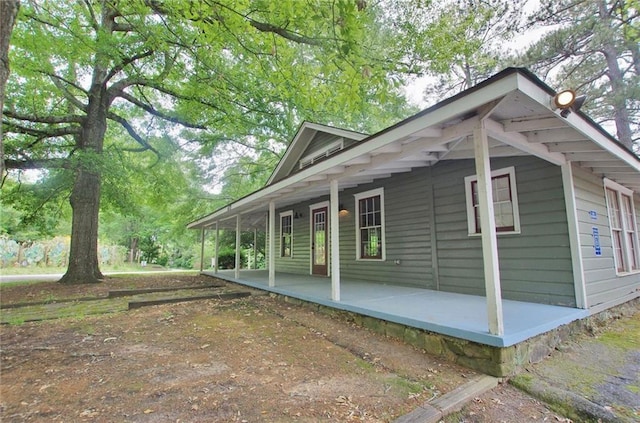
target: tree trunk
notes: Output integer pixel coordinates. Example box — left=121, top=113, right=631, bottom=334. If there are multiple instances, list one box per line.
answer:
left=59, top=169, right=104, bottom=283
left=597, top=0, right=634, bottom=150
left=59, top=2, right=116, bottom=284
left=0, top=0, right=20, bottom=177
left=129, top=237, right=138, bottom=263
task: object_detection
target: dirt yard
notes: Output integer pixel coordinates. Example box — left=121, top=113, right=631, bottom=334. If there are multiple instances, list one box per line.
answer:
left=0, top=274, right=564, bottom=422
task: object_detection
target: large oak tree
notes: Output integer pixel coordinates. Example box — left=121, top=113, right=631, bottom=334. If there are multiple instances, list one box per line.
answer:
left=3, top=0, right=437, bottom=284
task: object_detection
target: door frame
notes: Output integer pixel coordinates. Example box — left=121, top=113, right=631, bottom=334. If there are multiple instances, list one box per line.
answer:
left=309, top=201, right=330, bottom=276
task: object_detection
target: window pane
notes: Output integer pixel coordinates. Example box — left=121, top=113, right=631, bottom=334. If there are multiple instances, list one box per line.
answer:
left=613, top=231, right=625, bottom=272
left=358, top=194, right=383, bottom=258
left=281, top=214, right=292, bottom=257
left=470, top=173, right=515, bottom=233
left=607, top=188, right=621, bottom=229
left=622, top=195, right=634, bottom=229
left=628, top=233, right=638, bottom=270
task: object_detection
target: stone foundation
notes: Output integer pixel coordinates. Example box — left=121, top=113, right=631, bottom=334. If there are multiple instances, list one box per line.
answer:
left=275, top=294, right=640, bottom=377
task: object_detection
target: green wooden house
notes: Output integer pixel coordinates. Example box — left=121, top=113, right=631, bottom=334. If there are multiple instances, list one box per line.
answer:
left=189, top=68, right=640, bottom=375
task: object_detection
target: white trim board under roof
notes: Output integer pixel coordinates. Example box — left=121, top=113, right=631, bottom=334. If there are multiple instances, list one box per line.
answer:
left=267, top=122, right=368, bottom=185
left=188, top=68, right=640, bottom=230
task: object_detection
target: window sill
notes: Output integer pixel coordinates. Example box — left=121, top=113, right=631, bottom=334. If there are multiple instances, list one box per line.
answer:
left=614, top=269, right=640, bottom=277
left=468, top=230, right=521, bottom=237
left=356, top=258, right=385, bottom=262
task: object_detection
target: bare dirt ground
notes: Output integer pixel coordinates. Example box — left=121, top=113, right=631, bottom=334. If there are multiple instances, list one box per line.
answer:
left=0, top=274, right=564, bottom=422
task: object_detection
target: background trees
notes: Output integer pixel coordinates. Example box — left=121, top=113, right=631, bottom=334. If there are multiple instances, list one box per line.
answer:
left=1, top=0, right=430, bottom=282
left=3, top=0, right=637, bottom=283
left=521, top=0, right=639, bottom=151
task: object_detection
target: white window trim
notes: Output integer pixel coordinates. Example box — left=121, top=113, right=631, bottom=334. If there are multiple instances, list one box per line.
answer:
left=464, top=166, right=521, bottom=236
left=354, top=187, right=386, bottom=261
left=603, top=178, right=640, bottom=275
left=279, top=210, right=293, bottom=258
left=299, top=139, right=344, bottom=169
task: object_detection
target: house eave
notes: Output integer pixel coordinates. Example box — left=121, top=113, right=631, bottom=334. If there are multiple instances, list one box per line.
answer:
left=188, top=68, right=640, bottom=230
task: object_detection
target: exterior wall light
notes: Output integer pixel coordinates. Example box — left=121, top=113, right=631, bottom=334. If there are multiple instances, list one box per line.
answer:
left=553, top=89, right=586, bottom=118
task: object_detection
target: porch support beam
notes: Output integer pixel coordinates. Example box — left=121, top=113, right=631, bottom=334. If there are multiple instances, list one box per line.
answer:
left=214, top=222, right=219, bottom=274
left=235, top=215, right=241, bottom=280
left=268, top=201, right=276, bottom=287
left=199, top=227, right=206, bottom=272
left=562, top=162, right=588, bottom=309
left=473, top=123, right=504, bottom=336
left=485, top=118, right=566, bottom=166
left=330, top=179, right=341, bottom=301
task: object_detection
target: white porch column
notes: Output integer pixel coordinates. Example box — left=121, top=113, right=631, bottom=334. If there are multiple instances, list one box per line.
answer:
left=214, top=222, right=219, bottom=274
left=253, top=228, right=258, bottom=270
left=268, top=201, right=276, bottom=287
left=562, top=162, right=588, bottom=309
left=199, top=227, right=206, bottom=272
left=330, top=179, right=341, bottom=301
left=235, top=215, right=241, bottom=280
left=473, top=123, right=504, bottom=336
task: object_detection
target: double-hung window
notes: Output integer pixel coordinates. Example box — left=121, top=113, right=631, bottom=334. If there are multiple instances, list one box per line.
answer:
left=464, top=166, right=520, bottom=235
left=355, top=188, right=385, bottom=260
left=604, top=179, right=639, bottom=274
left=280, top=211, right=293, bottom=257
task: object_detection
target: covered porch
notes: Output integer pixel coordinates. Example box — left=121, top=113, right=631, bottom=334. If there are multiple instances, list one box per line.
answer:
left=204, top=269, right=588, bottom=348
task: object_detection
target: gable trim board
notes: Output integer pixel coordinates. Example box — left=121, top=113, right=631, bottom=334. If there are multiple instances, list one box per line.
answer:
left=189, top=67, right=640, bottom=347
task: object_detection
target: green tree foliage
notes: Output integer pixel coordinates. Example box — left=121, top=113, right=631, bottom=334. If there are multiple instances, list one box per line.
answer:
left=520, top=0, right=639, bottom=151
left=4, top=0, right=434, bottom=284
left=422, top=0, right=525, bottom=99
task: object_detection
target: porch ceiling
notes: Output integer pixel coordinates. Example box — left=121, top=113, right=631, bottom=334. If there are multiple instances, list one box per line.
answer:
left=189, top=71, right=640, bottom=230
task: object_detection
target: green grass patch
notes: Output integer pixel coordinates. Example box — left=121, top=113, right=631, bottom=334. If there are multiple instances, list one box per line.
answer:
left=596, top=315, right=640, bottom=350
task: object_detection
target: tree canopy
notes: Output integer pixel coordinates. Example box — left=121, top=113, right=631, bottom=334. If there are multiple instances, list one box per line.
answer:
left=2, top=0, right=442, bottom=283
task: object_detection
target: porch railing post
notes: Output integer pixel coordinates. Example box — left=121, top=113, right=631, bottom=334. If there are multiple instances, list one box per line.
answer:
left=473, top=122, right=504, bottom=336
left=268, top=201, right=276, bottom=287
left=214, top=222, right=219, bottom=274
left=330, top=179, right=341, bottom=301
left=235, top=214, right=241, bottom=280
left=199, top=227, right=206, bottom=272
left=253, top=228, right=258, bottom=270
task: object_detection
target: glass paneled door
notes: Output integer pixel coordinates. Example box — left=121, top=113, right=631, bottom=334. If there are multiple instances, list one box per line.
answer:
left=311, top=207, right=328, bottom=276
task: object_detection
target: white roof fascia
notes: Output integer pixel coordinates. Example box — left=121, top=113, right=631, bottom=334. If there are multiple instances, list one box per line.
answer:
left=515, top=73, right=640, bottom=172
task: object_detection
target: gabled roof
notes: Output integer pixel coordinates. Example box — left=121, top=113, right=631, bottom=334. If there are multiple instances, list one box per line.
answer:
left=267, top=122, right=368, bottom=185
left=188, top=67, right=640, bottom=230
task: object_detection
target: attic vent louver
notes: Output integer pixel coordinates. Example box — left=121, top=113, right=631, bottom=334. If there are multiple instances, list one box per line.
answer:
left=299, top=139, right=344, bottom=169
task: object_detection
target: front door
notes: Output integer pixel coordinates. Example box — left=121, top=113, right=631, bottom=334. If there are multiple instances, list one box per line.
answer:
left=311, top=206, right=328, bottom=276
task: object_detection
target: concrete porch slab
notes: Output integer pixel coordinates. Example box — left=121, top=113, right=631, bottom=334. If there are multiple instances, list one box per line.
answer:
left=204, top=270, right=588, bottom=348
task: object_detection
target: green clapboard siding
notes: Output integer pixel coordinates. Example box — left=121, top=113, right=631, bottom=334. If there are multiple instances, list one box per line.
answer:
left=432, top=157, right=576, bottom=306
left=271, top=155, right=584, bottom=306
left=571, top=165, right=640, bottom=309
